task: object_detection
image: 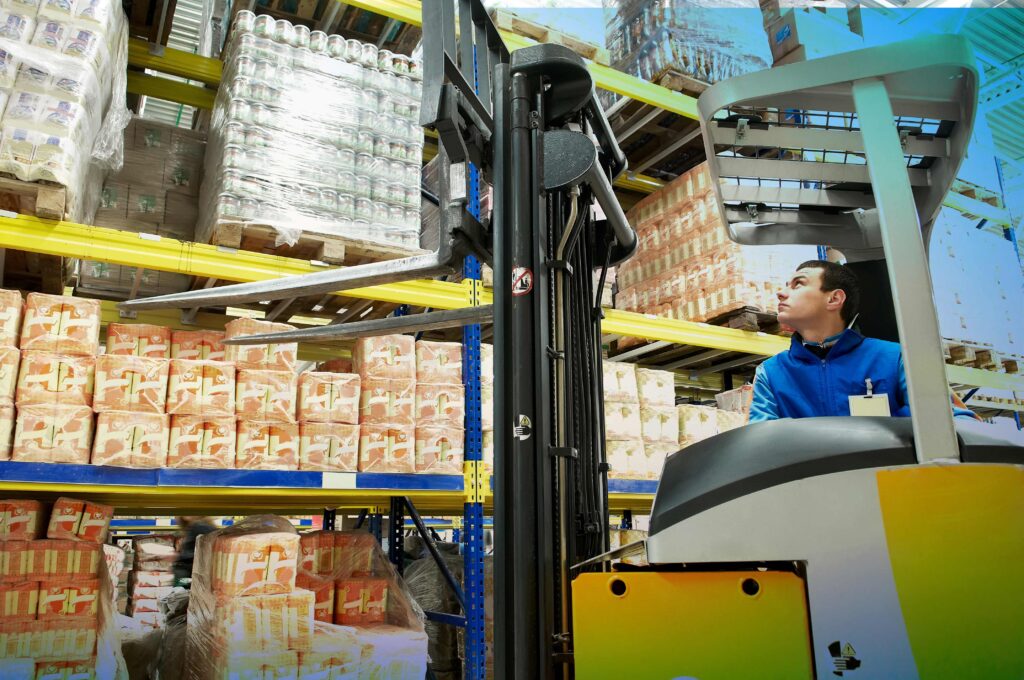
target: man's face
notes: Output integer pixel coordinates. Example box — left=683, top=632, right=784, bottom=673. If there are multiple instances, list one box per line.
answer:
left=777, top=267, right=839, bottom=329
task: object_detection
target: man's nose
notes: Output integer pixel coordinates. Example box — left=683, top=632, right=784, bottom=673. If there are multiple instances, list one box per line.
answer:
left=777, top=289, right=788, bottom=301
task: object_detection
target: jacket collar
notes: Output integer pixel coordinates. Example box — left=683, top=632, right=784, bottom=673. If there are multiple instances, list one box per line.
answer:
left=788, top=328, right=865, bottom=363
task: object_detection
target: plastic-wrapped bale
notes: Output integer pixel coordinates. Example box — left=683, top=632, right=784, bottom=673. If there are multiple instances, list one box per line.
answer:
left=12, top=404, right=93, bottom=463
left=0, top=346, right=20, bottom=406
left=415, top=340, right=462, bottom=385
left=677, top=404, right=719, bottom=446
left=606, top=439, right=646, bottom=480
left=359, top=378, right=415, bottom=425
left=414, top=426, right=464, bottom=475
left=415, top=383, right=465, bottom=427
left=353, top=335, right=416, bottom=381
left=0, top=289, right=23, bottom=348
left=0, top=404, right=14, bottom=460
left=299, top=622, right=361, bottom=678
left=299, top=421, right=359, bottom=472
left=236, top=369, right=297, bottom=422
left=715, top=384, right=753, bottom=420
left=166, top=359, right=235, bottom=416
left=643, top=442, right=677, bottom=480
left=224, top=318, right=297, bottom=371
left=167, top=415, right=235, bottom=469
left=15, top=351, right=95, bottom=407
left=297, top=371, right=360, bottom=424
left=236, top=420, right=299, bottom=470
left=602, top=361, right=638, bottom=403
left=604, top=400, right=643, bottom=441
left=20, top=294, right=101, bottom=356
left=636, top=368, right=674, bottom=407
left=358, top=423, right=414, bottom=473
left=93, top=355, right=169, bottom=414
left=404, top=551, right=464, bottom=674
left=131, top=536, right=177, bottom=574
left=716, top=408, right=747, bottom=434
left=47, top=497, right=113, bottom=543
left=92, top=411, right=169, bottom=468
left=170, top=330, right=225, bottom=361
left=640, top=405, right=678, bottom=446
left=105, top=323, right=171, bottom=359
left=0, top=500, right=44, bottom=539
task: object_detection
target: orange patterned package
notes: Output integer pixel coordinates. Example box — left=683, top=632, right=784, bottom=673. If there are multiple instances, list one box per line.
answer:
left=415, top=340, right=462, bottom=385
left=1, top=500, right=43, bottom=539
left=316, top=357, right=352, bottom=374
left=358, top=379, right=414, bottom=425
left=0, top=346, right=20, bottom=406
left=20, top=294, right=100, bottom=356
left=333, top=532, right=376, bottom=578
left=37, top=579, right=99, bottom=619
left=236, top=421, right=299, bottom=471
left=1, top=540, right=43, bottom=582
left=167, top=416, right=235, bottom=469
left=334, top=577, right=387, bottom=625
left=15, top=352, right=95, bottom=407
left=296, top=571, right=335, bottom=623
left=93, top=355, right=169, bottom=414
left=75, top=502, right=113, bottom=544
left=105, top=323, right=171, bottom=359
left=414, top=383, right=465, bottom=427
left=353, top=335, right=415, bottom=380
left=0, top=404, right=12, bottom=461
left=296, top=372, right=360, bottom=424
left=0, top=580, right=38, bottom=617
left=414, top=426, right=465, bottom=475
left=210, top=530, right=299, bottom=597
left=171, top=330, right=226, bottom=361
left=0, top=289, right=23, bottom=348
left=12, top=405, right=93, bottom=464
left=298, top=422, right=358, bottom=472
left=45, top=498, right=83, bottom=541
left=358, top=423, right=414, bottom=473
left=92, top=412, right=169, bottom=468
left=236, top=370, right=297, bottom=423
left=166, top=360, right=235, bottom=416
left=224, top=318, right=297, bottom=371
left=298, top=531, right=335, bottom=576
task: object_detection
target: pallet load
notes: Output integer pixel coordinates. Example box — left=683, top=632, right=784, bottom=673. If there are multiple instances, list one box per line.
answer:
left=354, top=334, right=416, bottom=473
left=78, top=119, right=206, bottom=299
left=188, top=515, right=426, bottom=679
left=677, top=402, right=745, bottom=449
left=197, top=11, right=424, bottom=264
left=297, top=371, right=360, bottom=472
left=602, top=361, right=646, bottom=480
left=636, top=368, right=677, bottom=479
left=614, top=162, right=816, bottom=334
left=414, top=340, right=465, bottom=475
left=0, top=497, right=126, bottom=679
left=125, top=535, right=177, bottom=628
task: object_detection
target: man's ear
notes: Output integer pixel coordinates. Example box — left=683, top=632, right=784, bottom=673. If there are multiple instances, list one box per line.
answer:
left=827, top=289, right=847, bottom=312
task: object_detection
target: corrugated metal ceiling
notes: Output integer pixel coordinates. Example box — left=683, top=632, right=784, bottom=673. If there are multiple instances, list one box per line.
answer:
left=139, top=0, right=207, bottom=128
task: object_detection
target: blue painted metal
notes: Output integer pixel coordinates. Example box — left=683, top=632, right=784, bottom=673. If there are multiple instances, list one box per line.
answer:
left=817, top=245, right=828, bottom=261
left=1015, top=411, right=1022, bottom=431
left=355, top=472, right=464, bottom=491
left=0, top=461, right=156, bottom=485
left=369, top=513, right=383, bottom=545
left=606, top=479, right=659, bottom=494
left=426, top=611, right=469, bottom=628
left=620, top=510, right=633, bottom=530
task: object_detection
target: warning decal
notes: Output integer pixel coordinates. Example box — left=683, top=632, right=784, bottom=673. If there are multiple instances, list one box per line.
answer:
left=512, top=266, right=533, bottom=297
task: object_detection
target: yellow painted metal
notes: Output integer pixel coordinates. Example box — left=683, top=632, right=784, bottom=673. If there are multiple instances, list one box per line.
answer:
left=615, top=172, right=665, bottom=194
left=946, top=364, right=1024, bottom=391
left=572, top=570, right=814, bottom=679
left=127, top=38, right=223, bottom=85
left=943, top=191, right=1013, bottom=228
left=463, top=460, right=491, bottom=503
left=604, top=308, right=789, bottom=356
left=126, top=71, right=216, bottom=109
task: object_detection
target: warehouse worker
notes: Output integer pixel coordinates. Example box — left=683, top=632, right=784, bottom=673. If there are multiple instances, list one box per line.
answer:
left=748, top=260, right=972, bottom=422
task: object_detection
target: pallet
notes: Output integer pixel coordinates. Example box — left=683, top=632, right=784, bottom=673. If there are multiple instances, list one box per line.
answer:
left=942, top=339, right=1021, bottom=373
left=208, top=221, right=423, bottom=267
left=490, top=9, right=610, bottom=65
left=0, top=176, right=68, bottom=294
left=704, top=305, right=784, bottom=334
left=0, top=175, right=66, bottom=220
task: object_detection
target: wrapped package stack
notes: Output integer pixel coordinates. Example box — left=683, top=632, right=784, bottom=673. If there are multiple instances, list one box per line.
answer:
left=355, top=334, right=416, bottom=473
left=414, top=340, right=464, bottom=475
left=481, top=343, right=494, bottom=472
left=678, top=403, right=745, bottom=449
left=0, top=496, right=125, bottom=677
left=198, top=11, right=424, bottom=253
left=0, top=0, right=129, bottom=221
left=297, top=371, right=360, bottom=472
left=0, top=290, right=20, bottom=460
left=125, top=535, right=177, bottom=628
left=78, top=118, right=206, bottom=299
left=602, top=361, right=646, bottom=480
left=636, top=368, right=677, bottom=480
left=188, top=515, right=426, bottom=679
left=615, top=163, right=817, bottom=337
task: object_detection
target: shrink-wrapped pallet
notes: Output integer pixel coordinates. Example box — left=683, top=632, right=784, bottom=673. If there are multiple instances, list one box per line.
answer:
left=0, top=500, right=43, bottom=539
left=297, top=371, right=360, bottom=424
left=91, top=411, right=169, bottom=468
left=358, top=378, right=414, bottom=425
left=298, top=531, right=335, bottom=578
left=37, top=579, right=100, bottom=619
left=715, top=384, right=753, bottom=420
left=15, top=351, right=94, bottom=407
left=606, top=439, right=646, bottom=480
left=0, top=346, right=20, bottom=405
left=333, top=532, right=377, bottom=579
left=104, top=323, right=171, bottom=358
left=202, top=518, right=299, bottom=598
left=92, top=355, right=168, bottom=414
left=415, top=383, right=465, bottom=427
left=640, top=405, right=678, bottom=445
left=298, top=421, right=358, bottom=472
left=0, top=289, right=23, bottom=348
left=358, top=423, right=414, bottom=473
left=166, top=359, right=235, bottom=416
left=170, top=330, right=225, bottom=361
left=353, top=335, right=415, bottom=381
left=0, top=404, right=13, bottom=460
left=642, top=442, right=676, bottom=481
left=236, top=420, right=299, bottom=471
left=12, top=405, right=93, bottom=463
left=677, top=404, right=718, bottom=445
left=604, top=400, right=643, bottom=441
left=130, top=537, right=177, bottom=575
left=167, top=415, right=235, bottom=469
left=20, top=294, right=100, bottom=356
left=236, top=369, right=297, bottom=422
left=602, top=361, right=638, bottom=403
left=129, top=570, right=176, bottom=589
left=414, top=426, right=464, bottom=475
left=0, top=580, right=38, bottom=618
left=636, top=368, right=674, bottom=407
left=317, top=358, right=352, bottom=374
left=415, top=340, right=462, bottom=385
left=223, top=318, right=297, bottom=371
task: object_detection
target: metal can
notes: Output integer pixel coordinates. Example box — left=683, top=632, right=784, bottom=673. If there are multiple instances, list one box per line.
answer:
left=274, top=19, right=294, bottom=45
left=344, top=39, right=362, bottom=63
left=360, top=42, right=378, bottom=68
left=336, top=193, right=354, bottom=218
left=319, top=189, right=338, bottom=211
left=253, top=14, right=275, bottom=39
left=354, top=197, right=373, bottom=221
left=291, top=24, right=310, bottom=49
left=217, top=193, right=241, bottom=217
left=301, top=185, right=320, bottom=208
left=377, top=49, right=394, bottom=73
left=327, top=34, right=345, bottom=58
left=309, top=30, right=328, bottom=53
left=239, top=197, right=259, bottom=219
left=234, top=10, right=256, bottom=35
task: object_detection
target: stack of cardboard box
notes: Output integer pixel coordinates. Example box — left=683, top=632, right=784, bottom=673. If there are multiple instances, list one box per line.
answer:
left=414, top=341, right=465, bottom=475
left=125, top=535, right=178, bottom=628
left=602, top=361, right=646, bottom=480
left=355, top=335, right=417, bottom=474
left=297, top=371, right=361, bottom=472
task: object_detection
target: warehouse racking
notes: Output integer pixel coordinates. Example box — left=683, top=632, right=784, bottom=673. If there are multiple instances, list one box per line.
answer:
left=0, top=2, right=1020, bottom=678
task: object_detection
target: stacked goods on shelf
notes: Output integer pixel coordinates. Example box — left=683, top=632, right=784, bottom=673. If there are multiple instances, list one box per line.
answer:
left=78, top=118, right=206, bottom=298
left=414, top=340, right=464, bottom=475
left=125, top=535, right=177, bottom=628
left=677, top=402, right=745, bottom=449
left=198, top=11, right=424, bottom=251
left=602, top=361, right=645, bottom=480
left=355, top=334, right=416, bottom=473
left=0, top=0, right=129, bottom=221
left=0, top=290, right=19, bottom=459
left=188, top=515, right=426, bottom=679
left=297, top=370, right=360, bottom=472
left=0, top=496, right=125, bottom=677
left=614, top=163, right=816, bottom=338
left=715, top=384, right=753, bottom=421
left=166, top=328, right=234, bottom=469
left=600, top=0, right=770, bottom=105
left=637, top=368, right=677, bottom=479
left=480, top=343, right=494, bottom=472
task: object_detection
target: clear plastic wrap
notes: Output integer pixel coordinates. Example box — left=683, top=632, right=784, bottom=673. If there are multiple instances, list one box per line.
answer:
left=353, top=335, right=415, bottom=381
left=236, top=369, right=297, bottom=422
left=93, top=354, right=169, bottom=413
left=235, top=420, right=299, bottom=470
left=0, top=0, right=130, bottom=223
left=415, top=382, right=465, bottom=428
left=298, top=421, right=359, bottom=472
left=197, top=12, right=424, bottom=249
left=297, top=371, right=360, bottom=424
left=166, top=359, right=235, bottom=416
left=15, top=350, right=94, bottom=407
left=414, top=340, right=462, bottom=386
left=20, top=294, right=100, bottom=356
left=404, top=551, right=462, bottom=674
left=167, top=415, right=235, bottom=469
left=104, top=323, right=171, bottom=359
left=11, top=403, right=92, bottom=463
left=358, top=423, right=414, bottom=473
left=223, top=318, right=296, bottom=372
left=91, top=411, right=169, bottom=468
left=359, top=378, right=415, bottom=425
left=170, top=330, right=225, bottom=362
left=189, top=518, right=426, bottom=679
left=414, top=426, right=464, bottom=475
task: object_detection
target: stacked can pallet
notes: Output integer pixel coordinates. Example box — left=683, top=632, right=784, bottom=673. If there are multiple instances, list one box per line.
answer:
left=0, top=496, right=125, bottom=677
left=614, top=162, right=816, bottom=332
left=198, top=11, right=424, bottom=255
left=78, top=118, right=206, bottom=299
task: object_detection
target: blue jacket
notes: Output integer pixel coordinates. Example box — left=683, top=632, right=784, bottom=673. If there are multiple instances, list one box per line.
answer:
left=749, top=329, right=970, bottom=421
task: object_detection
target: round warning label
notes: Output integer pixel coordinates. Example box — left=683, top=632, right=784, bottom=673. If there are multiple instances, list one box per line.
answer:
left=512, top=267, right=533, bottom=297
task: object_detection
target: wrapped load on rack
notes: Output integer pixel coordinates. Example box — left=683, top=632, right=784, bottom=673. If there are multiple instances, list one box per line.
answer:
left=0, top=500, right=43, bottom=539
left=235, top=420, right=299, bottom=470
left=12, top=404, right=93, bottom=463
left=354, top=334, right=415, bottom=382
left=358, top=423, right=414, bottom=473
left=170, top=330, right=225, bottom=362
left=414, top=340, right=462, bottom=385
left=359, top=378, right=415, bottom=425
left=91, top=411, right=169, bottom=467
left=92, top=354, right=168, bottom=413
left=223, top=318, right=296, bottom=372
left=0, top=289, right=23, bottom=349
left=298, top=421, right=358, bottom=472
left=104, top=323, right=171, bottom=359
left=166, top=359, right=235, bottom=416
left=414, top=426, right=464, bottom=475
left=297, top=371, right=360, bottom=424
left=15, top=350, right=94, bottom=407
left=167, top=415, right=235, bottom=469
left=20, top=294, right=100, bottom=356
left=0, top=346, right=20, bottom=405
left=235, top=369, right=297, bottom=422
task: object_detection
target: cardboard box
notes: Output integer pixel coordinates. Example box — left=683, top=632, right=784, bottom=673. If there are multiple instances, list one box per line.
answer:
left=414, top=426, right=464, bottom=475
left=358, top=423, right=414, bottom=473
left=170, top=330, right=225, bottom=361
left=93, top=355, right=169, bottom=414
left=224, top=318, right=297, bottom=371
left=298, top=422, right=359, bottom=472
left=298, top=531, right=335, bottom=576
left=604, top=401, right=643, bottom=441
left=167, top=415, right=235, bottom=469
left=414, top=383, right=465, bottom=427
left=167, top=360, right=235, bottom=416
left=37, top=580, right=99, bottom=619
left=95, top=182, right=129, bottom=222
left=636, top=368, right=675, bottom=407
left=236, top=420, right=299, bottom=471
left=678, top=404, right=718, bottom=444
left=92, top=411, right=169, bottom=468
left=12, top=405, right=93, bottom=464
left=606, top=439, right=646, bottom=480
left=296, top=572, right=334, bottom=623
left=236, top=370, right=297, bottom=423
left=127, top=187, right=166, bottom=226
left=296, top=372, right=360, bottom=424
left=105, top=323, right=171, bottom=359
left=0, top=500, right=44, bottom=539
left=0, top=404, right=13, bottom=461
left=163, top=158, right=202, bottom=196
left=16, top=352, right=95, bottom=408
left=640, top=406, right=679, bottom=445
left=46, top=498, right=112, bottom=544
left=334, top=578, right=387, bottom=626
left=353, top=335, right=415, bottom=381
left=0, top=289, right=23, bottom=349
left=20, top=294, right=100, bottom=356
left=209, top=530, right=299, bottom=597
left=358, top=379, right=415, bottom=425
left=415, top=340, right=462, bottom=385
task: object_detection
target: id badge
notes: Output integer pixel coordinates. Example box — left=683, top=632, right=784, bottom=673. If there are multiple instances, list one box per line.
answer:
left=849, top=394, right=891, bottom=417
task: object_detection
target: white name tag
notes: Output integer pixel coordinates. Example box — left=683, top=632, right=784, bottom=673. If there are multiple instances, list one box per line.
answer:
left=849, top=394, right=891, bottom=417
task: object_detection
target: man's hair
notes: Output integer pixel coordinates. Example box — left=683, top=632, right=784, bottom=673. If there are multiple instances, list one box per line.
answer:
left=797, top=260, right=860, bottom=324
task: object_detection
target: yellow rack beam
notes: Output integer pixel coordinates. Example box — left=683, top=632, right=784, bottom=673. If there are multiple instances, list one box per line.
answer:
left=126, top=72, right=216, bottom=110
left=946, top=364, right=1024, bottom=392
left=127, top=39, right=223, bottom=85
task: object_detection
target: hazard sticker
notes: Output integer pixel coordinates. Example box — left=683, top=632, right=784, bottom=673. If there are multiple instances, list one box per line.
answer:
left=512, top=267, right=533, bottom=297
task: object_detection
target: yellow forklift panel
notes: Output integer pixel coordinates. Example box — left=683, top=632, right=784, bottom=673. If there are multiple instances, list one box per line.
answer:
left=572, top=570, right=814, bottom=680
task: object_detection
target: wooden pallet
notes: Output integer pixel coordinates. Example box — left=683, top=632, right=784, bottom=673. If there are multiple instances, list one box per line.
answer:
left=208, top=220, right=423, bottom=267
left=942, top=339, right=1021, bottom=373
left=0, top=176, right=68, bottom=294
left=490, top=9, right=610, bottom=65
left=704, top=305, right=784, bottom=334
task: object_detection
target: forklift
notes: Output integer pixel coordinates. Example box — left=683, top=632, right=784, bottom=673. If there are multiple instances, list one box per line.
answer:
left=122, top=1, right=1023, bottom=677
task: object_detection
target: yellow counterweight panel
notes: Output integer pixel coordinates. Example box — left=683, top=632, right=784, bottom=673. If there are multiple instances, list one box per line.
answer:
left=572, top=570, right=814, bottom=680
